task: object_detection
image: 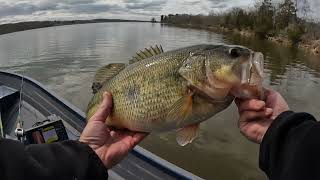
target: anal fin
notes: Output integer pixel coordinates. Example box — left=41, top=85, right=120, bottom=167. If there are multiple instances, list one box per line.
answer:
left=176, top=123, right=200, bottom=146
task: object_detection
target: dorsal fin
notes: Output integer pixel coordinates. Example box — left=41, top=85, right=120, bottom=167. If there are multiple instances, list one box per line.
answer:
left=129, top=45, right=164, bottom=64
left=91, top=63, right=126, bottom=94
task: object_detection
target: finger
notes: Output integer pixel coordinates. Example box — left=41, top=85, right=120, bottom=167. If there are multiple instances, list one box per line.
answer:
left=110, top=129, right=136, bottom=140
left=263, top=88, right=279, bottom=102
left=90, top=91, right=113, bottom=122
left=238, top=99, right=265, bottom=113
left=111, top=130, right=148, bottom=146
left=265, top=108, right=273, bottom=117
left=132, top=133, right=149, bottom=145
left=239, top=110, right=266, bottom=123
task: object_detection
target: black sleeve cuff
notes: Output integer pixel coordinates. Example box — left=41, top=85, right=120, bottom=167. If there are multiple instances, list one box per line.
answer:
left=24, top=140, right=109, bottom=180
left=0, top=139, right=109, bottom=180
left=259, top=111, right=317, bottom=176
left=78, top=141, right=109, bottom=178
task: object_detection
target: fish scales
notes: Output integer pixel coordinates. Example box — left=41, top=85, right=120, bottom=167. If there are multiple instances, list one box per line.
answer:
left=106, top=48, right=192, bottom=131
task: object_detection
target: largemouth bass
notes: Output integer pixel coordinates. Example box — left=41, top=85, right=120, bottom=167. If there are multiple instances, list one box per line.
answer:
left=87, top=44, right=264, bottom=146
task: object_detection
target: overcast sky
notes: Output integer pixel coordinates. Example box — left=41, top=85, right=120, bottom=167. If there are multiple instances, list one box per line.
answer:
left=0, top=0, right=319, bottom=24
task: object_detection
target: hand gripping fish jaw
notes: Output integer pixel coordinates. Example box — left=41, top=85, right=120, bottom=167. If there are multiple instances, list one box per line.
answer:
left=231, top=51, right=265, bottom=100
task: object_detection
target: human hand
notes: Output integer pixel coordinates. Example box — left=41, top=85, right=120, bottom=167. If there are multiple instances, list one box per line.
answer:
left=235, top=89, right=289, bottom=144
left=80, top=92, right=148, bottom=169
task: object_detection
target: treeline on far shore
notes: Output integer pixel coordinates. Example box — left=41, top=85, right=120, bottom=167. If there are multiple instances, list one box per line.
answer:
left=0, top=19, right=148, bottom=35
left=160, top=0, right=320, bottom=45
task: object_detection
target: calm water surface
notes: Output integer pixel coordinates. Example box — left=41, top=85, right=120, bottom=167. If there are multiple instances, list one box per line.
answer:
left=0, top=22, right=319, bottom=180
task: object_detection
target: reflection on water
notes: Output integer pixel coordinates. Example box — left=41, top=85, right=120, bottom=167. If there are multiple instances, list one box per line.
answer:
left=0, top=22, right=319, bottom=179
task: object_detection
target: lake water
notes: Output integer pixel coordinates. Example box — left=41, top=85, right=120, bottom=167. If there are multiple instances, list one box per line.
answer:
left=0, top=22, right=319, bottom=180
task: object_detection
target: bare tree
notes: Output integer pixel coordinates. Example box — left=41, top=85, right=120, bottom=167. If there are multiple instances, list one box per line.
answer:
left=298, top=0, right=311, bottom=18
left=151, top=17, right=156, bottom=23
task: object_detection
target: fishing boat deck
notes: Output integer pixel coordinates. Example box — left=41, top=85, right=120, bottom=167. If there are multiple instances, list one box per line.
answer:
left=0, top=71, right=203, bottom=180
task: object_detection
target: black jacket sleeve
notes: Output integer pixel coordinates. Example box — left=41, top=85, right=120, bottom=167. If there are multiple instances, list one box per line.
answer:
left=0, top=139, right=108, bottom=180
left=260, top=111, right=320, bottom=180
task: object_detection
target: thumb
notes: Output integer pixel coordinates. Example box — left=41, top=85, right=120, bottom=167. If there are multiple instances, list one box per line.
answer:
left=90, top=91, right=113, bottom=122
left=132, top=133, right=149, bottom=146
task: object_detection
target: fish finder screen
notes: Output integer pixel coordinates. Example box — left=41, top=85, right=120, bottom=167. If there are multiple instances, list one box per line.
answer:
left=42, top=126, right=58, bottom=143
left=24, top=120, right=69, bottom=145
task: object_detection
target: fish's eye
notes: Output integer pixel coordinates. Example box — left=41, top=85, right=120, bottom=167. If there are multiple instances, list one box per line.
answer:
left=229, top=48, right=240, bottom=58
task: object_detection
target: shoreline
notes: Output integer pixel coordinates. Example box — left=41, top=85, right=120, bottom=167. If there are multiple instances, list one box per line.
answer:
left=166, top=23, right=320, bottom=56
left=0, top=19, right=151, bottom=36
left=1, top=20, right=318, bottom=56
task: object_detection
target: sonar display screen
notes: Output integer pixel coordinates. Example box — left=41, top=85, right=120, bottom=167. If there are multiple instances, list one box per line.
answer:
left=42, top=126, right=58, bottom=143
left=24, top=120, right=68, bottom=145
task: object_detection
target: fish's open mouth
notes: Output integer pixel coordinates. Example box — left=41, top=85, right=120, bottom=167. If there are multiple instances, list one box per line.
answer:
left=252, top=52, right=264, bottom=81
left=231, top=51, right=264, bottom=99
left=241, top=52, right=264, bottom=85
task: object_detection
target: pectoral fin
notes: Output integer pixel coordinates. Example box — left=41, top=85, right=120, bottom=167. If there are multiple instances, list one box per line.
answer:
left=176, top=123, right=200, bottom=146
left=166, top=91, right=193, bottom=126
